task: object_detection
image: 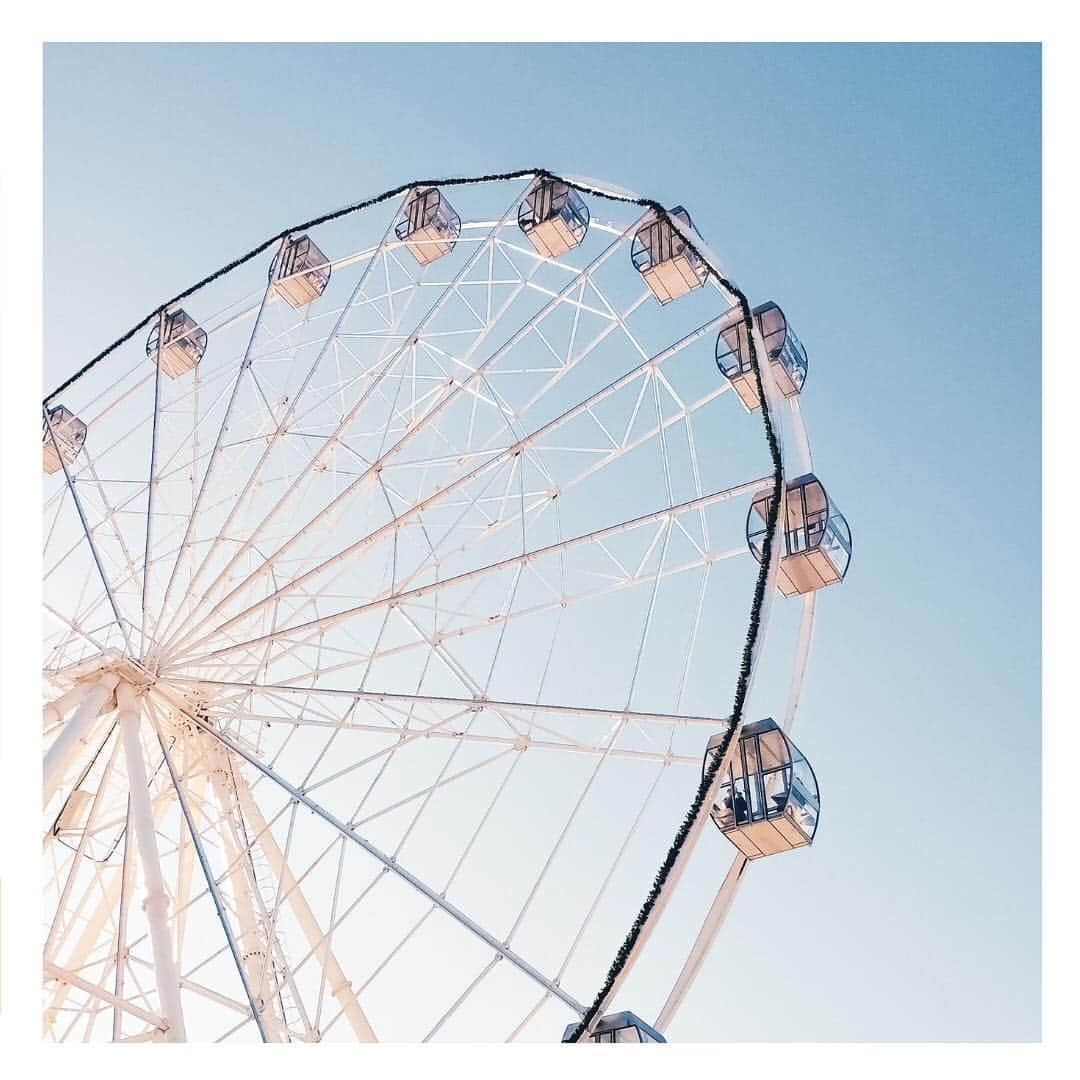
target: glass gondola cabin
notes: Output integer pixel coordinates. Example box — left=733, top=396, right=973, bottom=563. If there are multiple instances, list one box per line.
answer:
left=631, top=207, right=707, bottom=305
left=518, top=179, right=589, bottom=258
left=269, top=234, right=331, bottom=309
left=705, top=719, right=820, bottom=859
left=562, top=1012, right=665, bottom=1044
left=716, top=301, right=808, bottom=411
left=146, top=308, right=207, bottom=379
left=43, top=405, right=87, bottom=475
left=747, top=473, right=852, bottom=597
left=395, top=187, right=461, bottom=267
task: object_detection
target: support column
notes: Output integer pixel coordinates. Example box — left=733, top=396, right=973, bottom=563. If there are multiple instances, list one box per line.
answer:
left=231, top=768, right=377, bottom=1042
left=43, top=679, right=94, bottom=730
left=44, top=673, right=118, bottom=805
left=117, top=681, right=187, bottom=1042
left=206, top=758, right=288, bottom=1042
left=172, top=747, right=200, bottom=962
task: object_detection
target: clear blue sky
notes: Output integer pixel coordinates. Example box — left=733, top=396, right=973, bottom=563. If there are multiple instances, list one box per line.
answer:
left=43, top=43, right=1041, bottom=1041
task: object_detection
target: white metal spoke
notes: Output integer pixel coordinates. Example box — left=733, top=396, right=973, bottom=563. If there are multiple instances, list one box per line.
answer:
left=198, top=711, right=586, bottom=1015
left=162, top=211, right=646, bottom=661
left=171, top=478, right=762, bottom=669
left=168, top=309, right=736, bottom=663
left=151, top=707, right=271, bottom=1042
left=159, top=188, right=539, bottom=653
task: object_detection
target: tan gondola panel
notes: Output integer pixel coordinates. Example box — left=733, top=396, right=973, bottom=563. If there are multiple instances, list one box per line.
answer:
left=395, top=187, right=462, bottom=267
left=43, top=405, right=87, bottom=475
left=631, top=207, right=707, bottom=305
left=518, top=178, right=590, bottom=259
left=746, top=474, right=852, bottom=597
left=716, top=301, right=809, bottom=412
left=706, top=719, right=820, bottom=860
left=147, top=309, right=207, bottom=379
left=270, top=234, right=331, bottom=309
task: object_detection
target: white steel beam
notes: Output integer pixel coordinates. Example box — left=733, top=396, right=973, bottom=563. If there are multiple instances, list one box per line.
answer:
left=44, top=873, right=124, bottom=1032
left=112, top=799, right=134, bottom=1041
left=203, top=744, right=291, bottom=1042
left=653, top=852, right=749, bottom=1032
left=166, top=679, right=730, bottom=729
left=576, top=719, right=744, bottom=1039
left=227, top=759, right=378, bottom=1043
left=45, top=962, right=168, bottom=1034
left=44, top=776, right=176, bottom=1035
left=153, top=719, right=271, bottom=1043
left=175, top=477, right=764, bottom=668
left=43, top=679, right=95, bottom=731
left=196, top=713, right=587, bottom=1016
left=150, top=240, right=289, bottom=652
left=163, top=204, right=649, bottom=660
left=785, top=591, right=817, bottom=728
left=44, top=409, right=134, bottom=653
left=159, top=183, right=539, bottom=655
left=44, top=673, right=118, bottom=805
left=218, top=545, right=741, bottom=691
left=117, top=681, right=187, bottom=1042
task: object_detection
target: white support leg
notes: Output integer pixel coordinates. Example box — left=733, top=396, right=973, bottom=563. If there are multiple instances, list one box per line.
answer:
left=113, top=801, right=134, bottom=1041
left=172, top=748, right=200, bottom=962
left=231, top=769, right=377, bottom=1043
left=44, top=673, right=119, bottom=805
left=117, top=682, right=187, bottom=1042
left=206, top=759, right=289, bottom=1041
left=43, top=679, right=94, bottom=730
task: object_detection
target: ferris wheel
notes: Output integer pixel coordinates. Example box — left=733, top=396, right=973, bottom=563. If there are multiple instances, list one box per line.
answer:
left=42, top=170, right=852, bottom=1043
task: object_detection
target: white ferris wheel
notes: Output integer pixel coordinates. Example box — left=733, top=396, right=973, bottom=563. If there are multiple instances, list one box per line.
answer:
left=42, top=170, right=852, bottom=1043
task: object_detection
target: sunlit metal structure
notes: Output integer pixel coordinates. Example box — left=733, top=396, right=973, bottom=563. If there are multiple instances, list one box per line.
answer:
left=43, top=170, right=851, bottom=1044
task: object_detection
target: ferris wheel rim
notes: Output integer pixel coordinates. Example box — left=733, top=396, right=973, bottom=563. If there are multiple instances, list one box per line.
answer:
left=41, top=169, right=811, bottom=1044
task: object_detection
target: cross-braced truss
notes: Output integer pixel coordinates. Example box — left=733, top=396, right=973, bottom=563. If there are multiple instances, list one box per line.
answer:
left=43, top=174, right=814, bottom=1042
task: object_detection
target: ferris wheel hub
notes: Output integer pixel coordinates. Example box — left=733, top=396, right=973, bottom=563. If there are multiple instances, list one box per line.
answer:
left=46, top=651, right=158, bottom=702
left=46, top=654, right=229, bottom=743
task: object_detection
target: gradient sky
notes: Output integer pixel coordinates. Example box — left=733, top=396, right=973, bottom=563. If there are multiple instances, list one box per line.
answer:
left=43, top=43, right=1041, bottom=1041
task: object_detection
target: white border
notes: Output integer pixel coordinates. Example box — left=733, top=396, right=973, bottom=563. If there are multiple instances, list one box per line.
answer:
left=1, top=10, right=1072, bottom=1077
